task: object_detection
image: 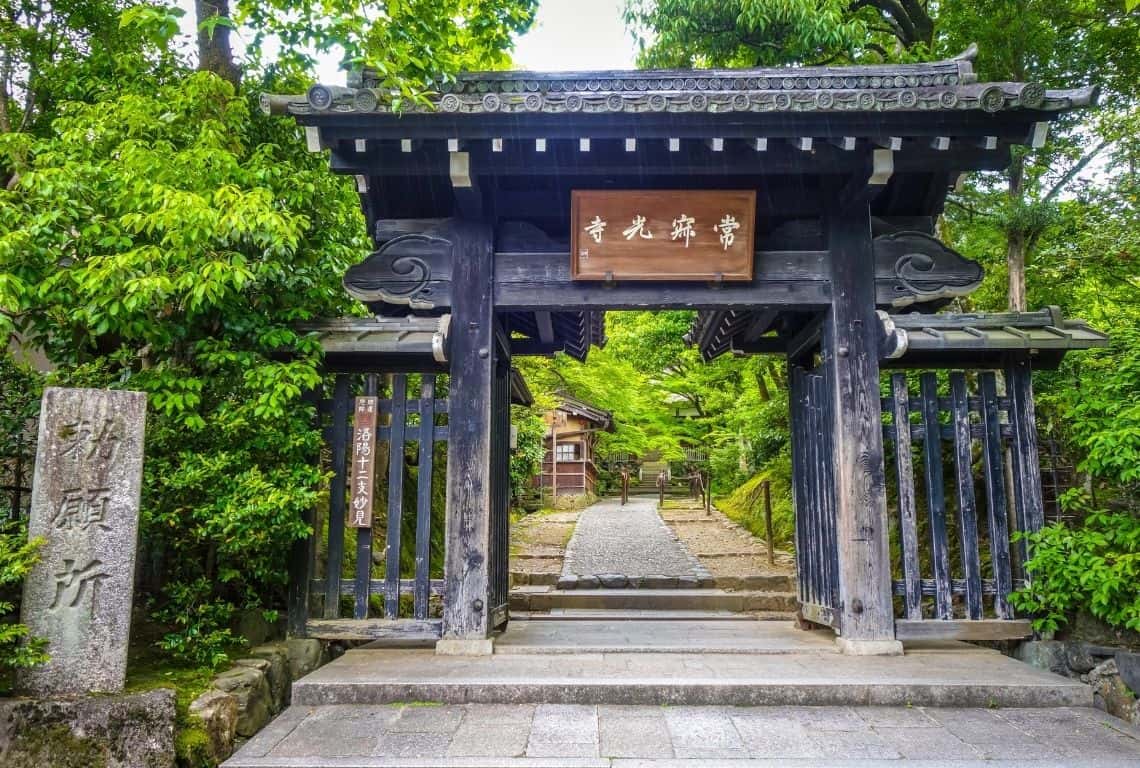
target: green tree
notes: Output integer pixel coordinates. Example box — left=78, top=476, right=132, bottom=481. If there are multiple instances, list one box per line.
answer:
left=624, top=0, right=934, bottom=68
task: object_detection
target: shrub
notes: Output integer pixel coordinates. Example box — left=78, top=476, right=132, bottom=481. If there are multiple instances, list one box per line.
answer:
left=0, top=520, right=48, bottom=674
left=1011, top=492, right=1140, bottom=634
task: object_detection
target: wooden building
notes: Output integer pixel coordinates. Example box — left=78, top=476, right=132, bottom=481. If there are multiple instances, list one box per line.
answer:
left=267, top=46, right=1106, bottom=655
left=536, top=395, right=614, bottom=498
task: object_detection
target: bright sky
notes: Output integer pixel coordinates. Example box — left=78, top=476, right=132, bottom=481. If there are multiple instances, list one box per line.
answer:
left=176, top=0, right=638, bottom=82
left=512, top=0, right=638, bottom=72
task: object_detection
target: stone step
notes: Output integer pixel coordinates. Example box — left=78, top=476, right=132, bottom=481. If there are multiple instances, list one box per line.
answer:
left=286, top=636, right=1094, bottom=709
left=510, top=587, right=798, bottom=614
left=495, top=619, right=820, bottom=655
left=541, top=573, right=795, bottom=592
left=513, top=609, right=762, bottom=621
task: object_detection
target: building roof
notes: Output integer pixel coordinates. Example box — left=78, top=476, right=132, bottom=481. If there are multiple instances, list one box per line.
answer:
left=266, top=45, right=1094, bottom=120
left=689, top=306, right=1107, bottom=370
left=270, top=48, right=1097, bottom=367
left=554, top=394, right=614, bottom=432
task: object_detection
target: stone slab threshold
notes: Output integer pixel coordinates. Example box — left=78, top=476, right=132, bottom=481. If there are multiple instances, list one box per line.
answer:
left=289, top=648, right=1092, bottom=708
left=494, top=620, right=836, bottom=655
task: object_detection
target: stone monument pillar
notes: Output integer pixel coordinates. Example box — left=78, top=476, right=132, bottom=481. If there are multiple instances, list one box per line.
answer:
left=18, top=387, right=147, bottom=696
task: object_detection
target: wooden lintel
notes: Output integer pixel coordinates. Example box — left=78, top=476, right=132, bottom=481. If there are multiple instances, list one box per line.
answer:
left=894, top=619, right=1032, bottom=642
left=494, top=250, right=830, bottom=311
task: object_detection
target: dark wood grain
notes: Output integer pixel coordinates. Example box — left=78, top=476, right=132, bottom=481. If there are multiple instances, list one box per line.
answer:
left=979, top=372, right=1014, bottom=618
left=919, top=372, right=953, bottom=620
left=824, top=198, right=895, bottom=642
left=384, top=375, right=408, bottom=618
left=442, top=220, right=495, bottom=640
left=891, top=374, right=923, bottom=620
left=950, top=372, right=983, bottom=620
left=324, top=375, right=351, bottom=619
left=413, top=375, right=437, bottom=621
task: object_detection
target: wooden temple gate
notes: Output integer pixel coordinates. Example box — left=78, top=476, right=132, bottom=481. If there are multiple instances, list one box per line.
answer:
left=269, top=48, right=1106, bottom=653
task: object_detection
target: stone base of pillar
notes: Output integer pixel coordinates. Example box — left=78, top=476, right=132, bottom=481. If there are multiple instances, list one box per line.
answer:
left=836, top=637, right=904, bottom=657
left=435, top=637, right=495, bottom=656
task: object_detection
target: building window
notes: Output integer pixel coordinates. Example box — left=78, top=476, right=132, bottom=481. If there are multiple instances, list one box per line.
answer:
left=555, top=443, right=580, bottom=462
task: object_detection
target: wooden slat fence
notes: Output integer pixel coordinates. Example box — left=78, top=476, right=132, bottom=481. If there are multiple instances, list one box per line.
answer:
left=293, top=372, right=450, bottom=640
left=882, top=366, right=1041, bottom=639
left=487, top=347, right=513, bottom=629
left=790, top=360, right=840, bottom=628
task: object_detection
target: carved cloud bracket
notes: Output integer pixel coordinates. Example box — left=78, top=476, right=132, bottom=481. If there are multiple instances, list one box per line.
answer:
left=874, top=231, right=984, bottom=308
left=343, top=231, right=454, bottom=313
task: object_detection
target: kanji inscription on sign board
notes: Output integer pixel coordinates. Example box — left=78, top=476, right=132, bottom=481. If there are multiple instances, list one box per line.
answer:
left=348, top=396, right=377, bottom=528
left=570, top=190, right=756, bottom=281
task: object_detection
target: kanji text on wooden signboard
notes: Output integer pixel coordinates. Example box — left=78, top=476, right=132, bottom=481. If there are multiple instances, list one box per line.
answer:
left=348, top=396, right=377, bottom=528
left=570, top=190, right=756, bottom=281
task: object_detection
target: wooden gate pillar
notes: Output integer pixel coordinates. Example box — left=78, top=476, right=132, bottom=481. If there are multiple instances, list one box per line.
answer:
left=824, top=198, right=901, bottom=655
left=439, top=220, right=497, bottom=654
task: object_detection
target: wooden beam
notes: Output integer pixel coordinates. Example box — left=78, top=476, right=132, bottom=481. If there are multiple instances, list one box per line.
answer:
left=442, top=220, right=496, bottom=642
left=305, top=618, right=442, bottom=641
left=894, top=619, right=1032, bottom=642
left=494, top=250, right=831, bottom=310
left=824, top=196, right=898, bottom=651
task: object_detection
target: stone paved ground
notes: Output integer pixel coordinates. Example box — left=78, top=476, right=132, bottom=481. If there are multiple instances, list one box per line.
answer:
left=562, top=496, right=705, bottom=578
left=227, top=703, right=1140, bottom=766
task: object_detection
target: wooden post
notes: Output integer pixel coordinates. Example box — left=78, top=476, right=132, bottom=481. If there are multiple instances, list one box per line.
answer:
left=287, top=386, right=321, bottom=637
left=440, top=220, right=496, bottom=654
left=323, top=375, right=351, bottom=619
left=763, top=480, right=775, bottom=566
left=824, top=195, right=900, bottom=654
left=705, top=469, right=712, bottom=515
left=1007, top=355, right=1045, bottom=579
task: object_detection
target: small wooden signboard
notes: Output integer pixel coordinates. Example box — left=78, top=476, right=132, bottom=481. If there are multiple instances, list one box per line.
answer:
left=570, top=190, right=756, bottom=281
left=348, top=396, right=378, bottom=528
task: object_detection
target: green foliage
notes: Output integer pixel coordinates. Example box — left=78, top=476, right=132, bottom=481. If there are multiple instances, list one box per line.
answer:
left=624, top=0, right=910, bottom=68
left=510, top=401, right=548, bottom=503
left=1011, top=493, right=1140, bottom=633
left=0, top=520, right=48, bottom=674
left=1, top=70, right=364, bottom=664
left=716, top=462, right=795, bottom=549
left=1055, top=325, right=1140, bottom=486
left=239, top=0, right=537, bottom=102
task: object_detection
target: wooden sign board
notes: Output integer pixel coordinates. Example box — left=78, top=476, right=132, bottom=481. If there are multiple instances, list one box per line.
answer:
left=571, top=190, right=756, bottom=281
left=348, top=396, right=378, bottom=528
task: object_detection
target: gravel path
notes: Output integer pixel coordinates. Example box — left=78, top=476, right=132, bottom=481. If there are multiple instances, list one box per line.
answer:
left=562, top=496, right=705, bottom=578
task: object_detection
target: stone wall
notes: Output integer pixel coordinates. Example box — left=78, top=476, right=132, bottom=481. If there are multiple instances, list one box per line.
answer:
left=1017, top=640, right=1139, bottom=725
left=0, top=689, right=175, bottom=768
left=185, top=638, right=330, bottom=765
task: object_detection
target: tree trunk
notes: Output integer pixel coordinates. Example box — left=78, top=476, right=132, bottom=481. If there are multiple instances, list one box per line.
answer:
left=195, top=0, right=241, bottom=85
left=1007, top=231, right=1027, bottom=312
left=1006, top=154, right=1027, bottom=312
